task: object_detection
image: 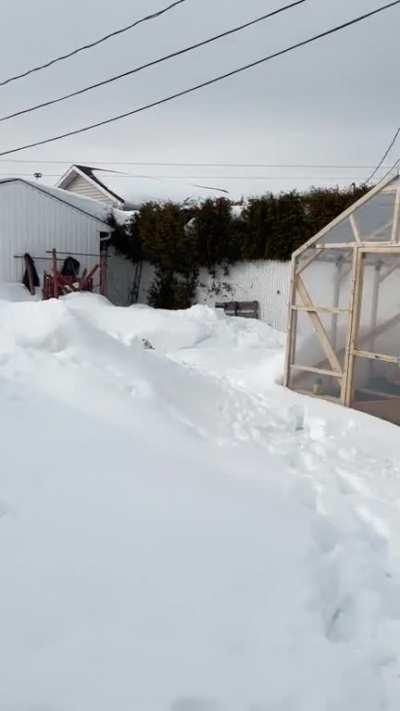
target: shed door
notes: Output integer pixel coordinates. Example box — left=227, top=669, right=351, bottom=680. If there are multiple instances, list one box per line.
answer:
left=350, top=250, right=400, bottom=424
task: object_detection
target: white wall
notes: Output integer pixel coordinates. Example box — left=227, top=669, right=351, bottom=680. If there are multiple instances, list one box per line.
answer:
left=107, top=251, right=138, bottom=306
left=196, top=261, right=290, bottom=331
left=0, top=181, right=107, bottom=284
left=133, top=260, right=290, bottom=331
left=137, top=262, right=155, bottom=303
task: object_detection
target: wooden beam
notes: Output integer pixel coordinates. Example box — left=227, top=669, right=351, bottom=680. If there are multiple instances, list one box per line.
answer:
left=331, top=259, right=343, bottom=351
left=369, top=261, right=382, bottom=358
left=391, top=185, right=400, bottom=242
left=353, top=349, right=400, bottom=365
left=360, top=246, right=400, bottom=254
left=292, top=305, right=350, bottom=315
left=283, top=255, right=297, bottom=388
left=314, top=244, right=354, bottom=250
left=343, top=249, right=364, bottom=405
left=296, top=249, right=320, bottom=276
left=315, top=241, right=400, bottom=250
left=291, top=364, right=342, bottom=378
left=350, top=214, right=361, bottom=242
left=295, top=275, right=343, bottom=375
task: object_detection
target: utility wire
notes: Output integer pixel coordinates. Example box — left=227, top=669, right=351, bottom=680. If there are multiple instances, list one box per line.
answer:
left=1, top=0, right=399, bottom=158
left=0, top=1, right=307, bottom=124
left=365, top=127, right=400, bottom=183
left=0, top=0, right=187, bottom=88
left=370, top=155, right=400, bottom=186
left=0, top=173, right=369, bottom=180
left=0, top=160, right=391, bottom=168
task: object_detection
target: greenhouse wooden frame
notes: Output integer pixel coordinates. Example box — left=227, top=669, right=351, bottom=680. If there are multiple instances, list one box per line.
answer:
left=284, top=172, right=400, bottom=426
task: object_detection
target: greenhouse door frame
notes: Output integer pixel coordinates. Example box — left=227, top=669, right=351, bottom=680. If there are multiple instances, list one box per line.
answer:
left=284, top=244, right=400, bottom=408
left=345, top=245, right=400, bottom=407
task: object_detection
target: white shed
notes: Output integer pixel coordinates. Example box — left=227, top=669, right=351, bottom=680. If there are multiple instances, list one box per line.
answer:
left=0, top=177, right=113, bottom=289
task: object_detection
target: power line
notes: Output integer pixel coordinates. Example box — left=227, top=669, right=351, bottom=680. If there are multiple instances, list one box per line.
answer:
left=0, top=173, right=368, bottom=179
left=0, top=159, right=394, bottom=168
left=365, top=127, right=400, bottom=183
left=1, top=0, right=399, bottom=158
left=0, top=0, right=187, bottom=88
left=370, top=155, right=400, bottom=186
left=0, top=1, right=307, bottom=124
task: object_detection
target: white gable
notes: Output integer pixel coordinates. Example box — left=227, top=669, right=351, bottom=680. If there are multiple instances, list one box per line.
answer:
left=66, top=174, right=117, bottom=207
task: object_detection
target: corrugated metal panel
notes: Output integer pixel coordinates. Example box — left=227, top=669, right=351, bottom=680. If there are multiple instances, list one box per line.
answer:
left=66, top=175, right=116, bottom=207
left=132, top=260, right=291, bottom=331
left=0, top=181, right=108, bottom=286
left=107, top=250, right=136, bottom=306
left=195, top=261, right=291, bottom=331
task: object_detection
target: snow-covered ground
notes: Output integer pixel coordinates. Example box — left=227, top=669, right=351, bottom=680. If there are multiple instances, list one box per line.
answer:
left=1, top=289, right=400, bottom=711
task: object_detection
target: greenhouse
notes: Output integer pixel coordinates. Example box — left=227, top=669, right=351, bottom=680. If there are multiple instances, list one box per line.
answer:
left=284, top=172, right=400, bottom=426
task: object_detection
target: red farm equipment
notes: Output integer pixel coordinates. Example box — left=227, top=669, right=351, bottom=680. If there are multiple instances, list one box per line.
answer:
left=16, top=248, right=108, bottom=299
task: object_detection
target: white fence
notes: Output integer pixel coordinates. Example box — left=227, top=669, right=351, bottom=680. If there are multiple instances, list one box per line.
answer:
left=131, top=260, right=290, bottom=332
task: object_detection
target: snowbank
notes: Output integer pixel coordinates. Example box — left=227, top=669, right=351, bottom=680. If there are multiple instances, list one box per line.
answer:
left=0, top=282, right=40, bottom=302
left=0, top=290, right=400, bottom=711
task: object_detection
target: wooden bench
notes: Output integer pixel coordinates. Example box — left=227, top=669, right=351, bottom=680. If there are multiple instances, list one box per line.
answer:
left=215, top=300, right=259, bottom=319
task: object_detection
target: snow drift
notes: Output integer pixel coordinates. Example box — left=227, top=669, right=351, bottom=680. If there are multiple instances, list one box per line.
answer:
left=0, top=292, right=400, bottom=711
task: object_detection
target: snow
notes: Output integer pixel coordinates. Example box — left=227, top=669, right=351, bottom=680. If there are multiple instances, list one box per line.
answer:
left=1, top=289, right=400, bottom=710
left=91, top=169, right=229, bottom=207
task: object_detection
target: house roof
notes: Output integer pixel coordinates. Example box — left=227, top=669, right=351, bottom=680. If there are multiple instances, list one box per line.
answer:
left=57, top=164, right=229, bottom=208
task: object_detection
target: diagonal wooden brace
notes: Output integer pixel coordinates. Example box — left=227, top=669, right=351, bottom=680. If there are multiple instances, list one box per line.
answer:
left=296, top=275, right=343, bottom=375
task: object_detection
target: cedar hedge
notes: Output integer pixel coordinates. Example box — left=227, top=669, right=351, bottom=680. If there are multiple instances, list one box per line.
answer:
left=111, top=185, right=368, bottom=309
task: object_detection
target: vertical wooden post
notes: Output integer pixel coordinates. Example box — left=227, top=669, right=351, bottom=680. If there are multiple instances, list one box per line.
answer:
left=331, top=257, right=343, bottom=351
left=52, top=249, right=58, bottom=299
left=342, top=247, right=364, bottom=406
left=368, top=260, right=382, bottom=379
left=283, top=255, right=297, bottom=387
left=391, top=184, right=400, bottom=242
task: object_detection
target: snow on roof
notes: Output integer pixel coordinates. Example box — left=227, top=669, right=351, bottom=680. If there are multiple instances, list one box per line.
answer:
left=77, top=166, right=229, bottom=207
left=0, top=177, right=112, bottom=225
left=0, top=177, right=135, bottom=228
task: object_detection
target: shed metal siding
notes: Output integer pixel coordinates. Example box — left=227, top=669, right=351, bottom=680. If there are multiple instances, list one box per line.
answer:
left=0, top=181, right=107, bottom=284
left=66, top=175, right=117, bottom=207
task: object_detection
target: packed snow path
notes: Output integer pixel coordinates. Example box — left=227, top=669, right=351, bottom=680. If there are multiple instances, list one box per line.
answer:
left=0, top=290, right=400, bottom=710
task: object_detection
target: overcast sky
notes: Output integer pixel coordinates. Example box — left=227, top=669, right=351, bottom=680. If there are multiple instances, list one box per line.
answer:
left=0, top=0, right=399, bottom=199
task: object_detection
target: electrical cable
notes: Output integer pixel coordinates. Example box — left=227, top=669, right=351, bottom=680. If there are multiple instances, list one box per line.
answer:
left=365, top=127, right=400, bottom=183
left=0, top=0, right=307, bottom=123
left=1, top=0, right=399, bottom=158
left=0, top=160, right=393, bottom=169
left=0, top=0, right=187, bottom=88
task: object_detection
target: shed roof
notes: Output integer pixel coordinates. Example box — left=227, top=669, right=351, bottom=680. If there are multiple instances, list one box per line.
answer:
left=0, top=177, right=112, bottom=227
